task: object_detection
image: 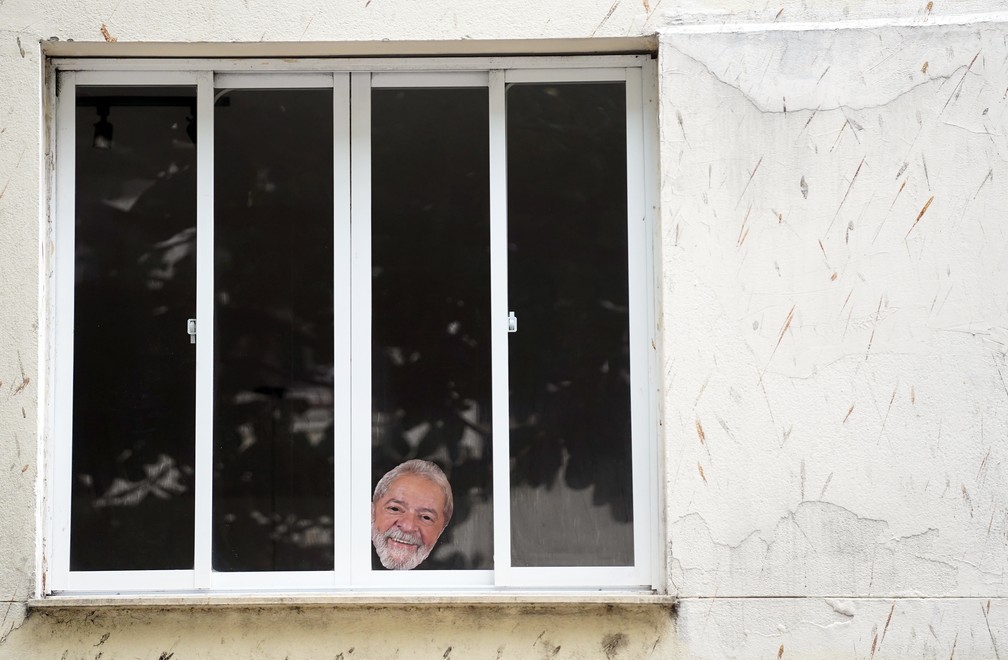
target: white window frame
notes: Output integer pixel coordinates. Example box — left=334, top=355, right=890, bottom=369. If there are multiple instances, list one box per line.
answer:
left=45, top=54, right=660, bottom=595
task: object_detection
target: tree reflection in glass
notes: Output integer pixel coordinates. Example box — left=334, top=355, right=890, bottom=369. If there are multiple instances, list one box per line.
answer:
left=371, top=87, right=493, bottom=570
left=507, top=82, right=634, bottom=567
left=71, top=87, right=198, bottom=570
left=212, top=89, right=335, bottom=571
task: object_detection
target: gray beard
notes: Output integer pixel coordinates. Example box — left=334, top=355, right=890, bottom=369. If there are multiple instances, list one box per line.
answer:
left=372, top=525, right=432, bottom=570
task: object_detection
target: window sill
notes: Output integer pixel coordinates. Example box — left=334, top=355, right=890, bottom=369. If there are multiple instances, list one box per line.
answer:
left=28, top=591, right=676, bottom=610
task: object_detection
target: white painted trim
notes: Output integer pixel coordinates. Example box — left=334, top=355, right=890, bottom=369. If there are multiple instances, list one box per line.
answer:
left=363, top=570, right=494, bottom=589
left=33, top=591, right=670, bottom=607
left=504, top=566, right=649, bottom=588
left=348, top=71, right=373, bottom=586
left=487, top=70, right=512, bottom=587
left=210, top=571, right=336, bottom=591
left=641, top=56, right=665, bottom=593
left=73, top=70, right=198, bottom=86
left=624, top=66, right=654, bottom=588
left=66, top=571, right=194, bottom=592
left=332, top=72, right=353, bottom=588
left=52, top=55, right=649, bottom=74
left=213, top=72, right=335, bottom=88
left=370, top=71, right=488, bottom=88
left=193, top=71, right=214, bottom=589
left=656, top=11, right=1008, bottom=33
left=50, top=70, right=76, bottom=593
left=38, top=55, right=59, bottom=599
left=504, top=67, right=627, bottom=83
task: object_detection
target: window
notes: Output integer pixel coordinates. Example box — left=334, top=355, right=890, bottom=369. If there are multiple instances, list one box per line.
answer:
left=48, top=56, right=658, bottom=593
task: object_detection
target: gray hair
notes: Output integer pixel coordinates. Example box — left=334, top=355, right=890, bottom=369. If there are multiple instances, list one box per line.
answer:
left=372, top=459, right=454, bottom=523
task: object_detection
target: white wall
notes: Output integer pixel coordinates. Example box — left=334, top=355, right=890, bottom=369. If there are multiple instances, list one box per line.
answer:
left=0, top=0, right=1005, bottom=657
left=660, top=22, right=1008, bottom=655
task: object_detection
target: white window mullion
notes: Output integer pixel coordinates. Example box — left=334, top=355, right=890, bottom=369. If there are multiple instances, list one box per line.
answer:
left=193, top=70, right=215, bottom=589
left=332, top=72, right=353, bottom=587
left=348, top=71, right=373, bottom=585
left=50, top=70, right=77, bottom=593
left=488, top=69, right=513, bottom=587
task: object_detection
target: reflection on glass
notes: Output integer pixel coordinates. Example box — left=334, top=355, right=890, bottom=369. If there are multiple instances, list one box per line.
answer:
left=371, top=87, right=492, bottom=570
left=507, top=82, right=634, bottom=567
left=213, top=89, right=335, bottom=571
left=71, top=86, right=197, bottom=570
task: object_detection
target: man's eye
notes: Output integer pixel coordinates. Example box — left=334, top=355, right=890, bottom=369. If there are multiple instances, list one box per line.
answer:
left=387, top=505, right=402, bottom=513
left=421, top=514, right=434, bottom=523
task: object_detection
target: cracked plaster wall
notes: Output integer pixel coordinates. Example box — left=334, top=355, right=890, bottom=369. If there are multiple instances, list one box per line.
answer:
left=0, top=0, right=1006, bottom=658
left=659, top=21, right=1008, bottom=657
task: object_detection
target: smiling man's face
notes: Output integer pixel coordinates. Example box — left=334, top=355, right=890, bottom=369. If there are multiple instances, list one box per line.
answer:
left=371, top=473, right=448, bottom=570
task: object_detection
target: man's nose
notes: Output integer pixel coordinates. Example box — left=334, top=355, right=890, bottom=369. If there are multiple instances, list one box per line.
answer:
left=396, top=515, right=419, bottom=534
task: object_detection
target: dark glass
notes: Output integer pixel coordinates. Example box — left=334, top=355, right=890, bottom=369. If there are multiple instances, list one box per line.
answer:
left=370, top=88, right=493, bottom=570
left=213, top=89, right=335, bottom=571
left=506, top=82, right=634, bottom=567
left=71, top=86, right=197, bottom=570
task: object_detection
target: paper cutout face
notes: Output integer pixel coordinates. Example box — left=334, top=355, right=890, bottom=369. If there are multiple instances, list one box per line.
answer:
left=371, top=473, right=449, bottom=570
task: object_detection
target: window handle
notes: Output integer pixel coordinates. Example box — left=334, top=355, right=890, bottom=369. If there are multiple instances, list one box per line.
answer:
left=187, top=318, right=197, bottom=344
left=508, top=311, right=517, bottom=333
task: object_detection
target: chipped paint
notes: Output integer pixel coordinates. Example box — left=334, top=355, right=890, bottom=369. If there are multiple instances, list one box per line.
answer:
left=905, top=194, right=935, bottom=238
left=99, top=23, right=116, bottom=43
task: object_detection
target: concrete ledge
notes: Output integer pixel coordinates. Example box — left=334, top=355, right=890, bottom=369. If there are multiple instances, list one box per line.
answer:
left=28, top=592, right=676, bottom=609
left=41, top=36, right=658, bottom=59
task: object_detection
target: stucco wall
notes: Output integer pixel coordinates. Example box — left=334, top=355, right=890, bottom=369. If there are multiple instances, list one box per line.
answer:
left=660, top=22, right=1008, bottom=656
left=1, top=0, right=1007, bottom=657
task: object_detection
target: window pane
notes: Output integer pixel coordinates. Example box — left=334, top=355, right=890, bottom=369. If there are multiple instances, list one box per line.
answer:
left=71, top=86, right=197, bottom=570
left=213, top=89, right=335, bottom=571
left=506, top=82, right=634, bottom=567
left=370, top=87, right=492, bottom=570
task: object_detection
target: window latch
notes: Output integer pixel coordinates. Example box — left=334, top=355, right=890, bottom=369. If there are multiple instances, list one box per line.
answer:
left=508, top=311, right=517, bottom=333
left=187, top=318, right=197, bottom=344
